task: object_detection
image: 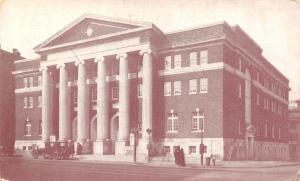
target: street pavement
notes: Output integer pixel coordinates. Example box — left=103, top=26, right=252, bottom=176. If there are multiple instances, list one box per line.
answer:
left=0, top=156, right=299, bottom=181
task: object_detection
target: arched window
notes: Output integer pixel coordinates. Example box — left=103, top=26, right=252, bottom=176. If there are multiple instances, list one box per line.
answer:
left=191, top=109, right=204, bottom=132
left=166, top=110, right=178, bottom=133
left=25, top=118, right=32, bottom=136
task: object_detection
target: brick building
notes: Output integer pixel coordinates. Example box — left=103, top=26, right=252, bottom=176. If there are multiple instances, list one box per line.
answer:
left=288, top=100, right=300, bottom=160
left=0, top=47, right=23, bottom=154
left=13, top=14, right=290, bottom=160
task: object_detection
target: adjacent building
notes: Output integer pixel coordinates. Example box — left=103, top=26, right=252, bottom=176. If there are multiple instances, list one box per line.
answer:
left=0, top=47, right=23, bottom=154
left=288, top=100, right=300, bottom=160
left=13, top=14, right=290, bottom=160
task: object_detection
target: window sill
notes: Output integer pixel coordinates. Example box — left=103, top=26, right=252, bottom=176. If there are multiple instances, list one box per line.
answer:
left=24, top=135, right=31, bottom=137
left=166, top=131, right=178, bottom=133
left=199, top=92, right=207, bottom=94
left=189, top=92, right=197, bottom=95
left=164, top=94, right=171, bottom=97
left=191, top=130, right=204, bottom=133
left=173, top=93, right=181, bottom=96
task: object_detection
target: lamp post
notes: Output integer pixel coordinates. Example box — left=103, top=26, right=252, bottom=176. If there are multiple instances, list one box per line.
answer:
left=200, top=131, right=204, bottom=165
left=131, top=128, right=138, bottom=162
left=146, top=128, right=152, bottom=163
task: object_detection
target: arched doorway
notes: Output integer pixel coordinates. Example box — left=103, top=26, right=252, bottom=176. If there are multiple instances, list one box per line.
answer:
left=72, top=117, right=77, bottom=141
left=110, top=113, right=119, bottom=154
left=90, top=115, right=97, bottom=142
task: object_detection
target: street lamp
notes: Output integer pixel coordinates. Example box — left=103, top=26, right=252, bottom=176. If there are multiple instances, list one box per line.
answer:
left=146, top=128, right=152, bottom=163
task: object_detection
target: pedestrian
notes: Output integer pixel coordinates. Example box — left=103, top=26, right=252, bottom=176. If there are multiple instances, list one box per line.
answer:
left=179, top=148, right=186, bottom=167
left=211, top=155, right=216, bottom=166
left=174, top=147, right=180, bottom=165
left=76, top=142, right=82, bottom=155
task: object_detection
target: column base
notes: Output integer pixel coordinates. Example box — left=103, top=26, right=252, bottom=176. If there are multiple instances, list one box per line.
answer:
left=137, top=139, right=149, bottom=154
left=115, top=140, right=129, bottom=155
left=93, top=140, right=112, bottom=154
left=137, top=139, right=151, bottom=163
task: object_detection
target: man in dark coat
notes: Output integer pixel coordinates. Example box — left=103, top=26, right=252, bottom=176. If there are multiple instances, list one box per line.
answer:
left=76, top=142, right=82, bottom=155
left=179, top=148, right=186, bottom=167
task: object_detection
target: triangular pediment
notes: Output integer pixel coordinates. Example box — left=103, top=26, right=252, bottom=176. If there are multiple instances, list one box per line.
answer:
left=34, top=14, right=151, bottom=51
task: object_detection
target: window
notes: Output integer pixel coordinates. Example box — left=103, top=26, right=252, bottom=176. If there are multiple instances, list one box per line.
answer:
left=112, top=87, right=119, bottom=100
left=200, top=50, right=208, bottom=65
left=191, top=111, right=204, bottom=132
left=173, top=81, right=181, bottom=95
left=28, top=96, right=33, bottom=108
left=278, top=105, right=282, bottom=115
left=256, top=93, right=260, bottom=106
left=91, top=87, right=97, bottom=102
left=264, top=121, right=268, bottom=138
left=25, top=119, right=32, bottom=136
left=24, top=97, right=28, bottom=108
left=238, top=83, right=242, bottom=98
left=189, top=52, right=197, bottom=67
left=272, top=121, right=275, bottom=138
left=189, top=146, right=196, bottom=154
left=189, top=79, right=197, bottom=94
left=164, top=56, right=171, bottom=70
left=29, top=77, right=33, bottom=87
left=238, top=59, right=242, bottom=71
left=73, top=90, right=78, bottom=104
left=164, top=82, right=171, bottom=96
left=279, top=125, right=282, bottom=139
left=256, top=71, right=260, bottom=82
left=238, top=121, right=243, bottom=135
left=138, top=83, right=142, bottom=97
left=200, top=78, right=208, bottom=93
left=38, top=75, right=42, bottom=86
left=37, top=96, right=42, bottom=107
left=174, top=55, right=181, bottom=69
left=271, top=102, right=276, bottom=112
left=38, top=120, right=42, bottom=136
left=166, top=111, right=178, bottom=132
left=23, top=77, right=28, bottom=88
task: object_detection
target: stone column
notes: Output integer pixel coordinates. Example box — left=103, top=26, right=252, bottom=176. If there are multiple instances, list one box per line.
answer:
left=57, top=63, right=71, bottom=141
left=76, top=60, right=89, bottom=144
left=94, top=56, right=109, bottom=154
left=139, top=49, right=153, bottom=154
left=41, top=66, right=53, bottom=142
left=115, top=53, right=129, bottom=154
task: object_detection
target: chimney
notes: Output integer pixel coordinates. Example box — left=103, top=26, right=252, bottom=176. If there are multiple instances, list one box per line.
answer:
left=12, top=48, right=21, bottom=57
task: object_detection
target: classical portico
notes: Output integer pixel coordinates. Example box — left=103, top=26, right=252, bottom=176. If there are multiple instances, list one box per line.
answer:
left=34, top=14, right=164, bottom=156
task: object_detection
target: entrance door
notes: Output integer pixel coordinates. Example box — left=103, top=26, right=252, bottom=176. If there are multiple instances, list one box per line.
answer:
left=110, top=116, right=119, bottom=154
left=90, top=116, right=97, bottom=142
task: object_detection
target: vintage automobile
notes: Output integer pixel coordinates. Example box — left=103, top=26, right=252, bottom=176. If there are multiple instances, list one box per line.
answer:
left=31, top=141, right=74, bottom=160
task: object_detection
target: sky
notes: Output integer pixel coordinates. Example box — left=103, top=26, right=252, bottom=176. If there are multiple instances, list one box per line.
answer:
left=0, top=0, right=299, bottom=100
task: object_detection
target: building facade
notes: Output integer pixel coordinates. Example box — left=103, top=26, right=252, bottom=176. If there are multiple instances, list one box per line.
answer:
left=0, top=47, right=23, bottom=154
left=13, top=14, right=290, bottom=160
left=288, top=100, right=300, bottom=160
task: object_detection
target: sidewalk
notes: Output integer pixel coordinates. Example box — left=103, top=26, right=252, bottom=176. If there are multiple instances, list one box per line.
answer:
left=9, top=151, right=300, bottom=169
left=75, top=154, right=300, bottom=169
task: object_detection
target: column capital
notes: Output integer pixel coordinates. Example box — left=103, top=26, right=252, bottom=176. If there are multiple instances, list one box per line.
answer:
left=39, top=65, right=48, bottom=72
left=94, top=56, right=105, bottom=63
left=139, top=49, right=152, bottom=56
left=56, top=63, right=66, bottom=69
left=116, top=53, right=127, bottom=60
left=75, top=59, right=84, bottom=66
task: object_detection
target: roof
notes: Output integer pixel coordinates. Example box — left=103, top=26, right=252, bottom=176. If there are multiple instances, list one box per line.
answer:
left=33, top=13, right=154, bottom=52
